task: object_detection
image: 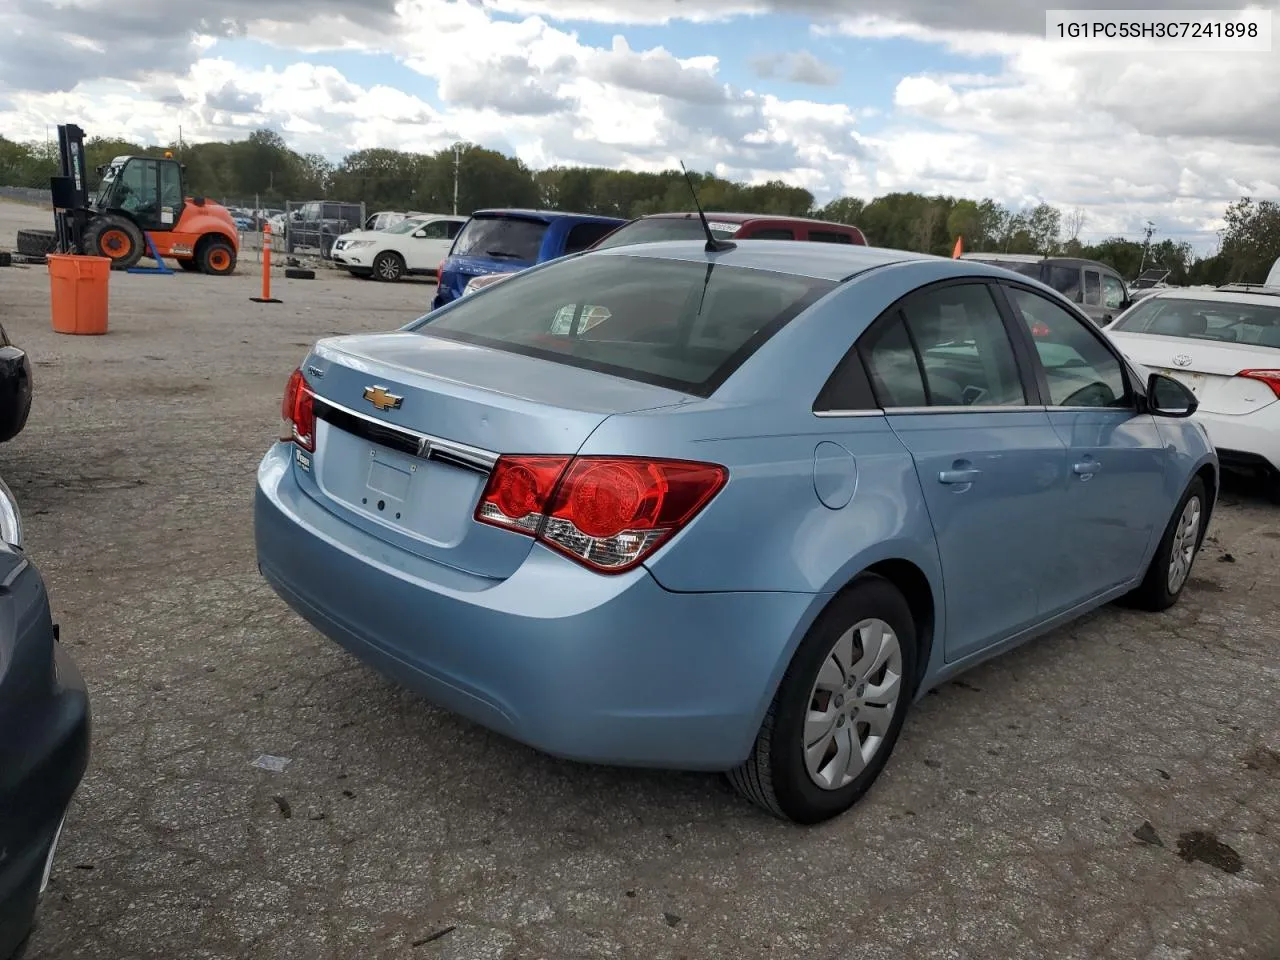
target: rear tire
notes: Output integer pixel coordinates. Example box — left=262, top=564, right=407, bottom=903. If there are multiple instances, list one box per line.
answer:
left=196, top=238, right=236, bottom=276
left=15, top=229, right=56, bottom=257
left=372, top=251, right=405, bottom=282
left=727, top=576, right=918, bottom=824
left=1124, top=477, right=1207, bottom=611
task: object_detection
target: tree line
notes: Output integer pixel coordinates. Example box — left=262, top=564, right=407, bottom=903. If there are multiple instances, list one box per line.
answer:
left=2, top=128, right=1278, bottom=284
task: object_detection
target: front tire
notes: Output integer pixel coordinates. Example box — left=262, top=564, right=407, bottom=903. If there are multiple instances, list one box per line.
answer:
left=1125, top=477, right=1207, bottom=611
left=728, top=576, right=918, bottom=824
left=372, top=251, right=405, bottom=282
left=85, top=215, right=145, bottom=270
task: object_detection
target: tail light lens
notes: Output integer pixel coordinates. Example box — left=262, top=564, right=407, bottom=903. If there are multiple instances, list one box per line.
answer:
left=281, top=368, right=316, bottom=451
left=1237, top=369, right=1280, bottom=399
left=476, top=455, right=728, bottom=573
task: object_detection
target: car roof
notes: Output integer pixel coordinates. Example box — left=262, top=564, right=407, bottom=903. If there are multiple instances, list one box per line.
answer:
left=472, top=208, right=625, bottom=223
left=1134, top=287, right=1280, bottom=308
left=639, top=211, right=861, bottom=229
left=591, top=238, right=939, bottom=281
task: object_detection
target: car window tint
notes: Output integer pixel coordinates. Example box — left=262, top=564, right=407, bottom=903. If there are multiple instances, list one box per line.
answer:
left=1102, top=274, right=1125, bottom=309
left=809, top=230, right=853, bottom=244
left=1008, top=287, right=1129, bottom=407
left=446, top=221, right=463, bottom=239
left=859, top=315, right=927, bottom=407
left=1084, top=270, right=1101, bottom=305
left=418, top=255, right=834, bottom=396
left=1111, top=297, right=1280, bottom=348
left=900, top=284, right=1027, bottom=407
left=750, top=228, right=795, bottom=240
left=564, top=222, right=618, bottom=254
left=452, top=217, right=549, bottom=261
left=1046, top=264, right=1080, bottom=300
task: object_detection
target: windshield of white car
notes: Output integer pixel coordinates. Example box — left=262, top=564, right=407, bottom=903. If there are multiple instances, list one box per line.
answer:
left=1111, top=297, right=1280, bottom=348
left=386, top=218, right=428, bottom=235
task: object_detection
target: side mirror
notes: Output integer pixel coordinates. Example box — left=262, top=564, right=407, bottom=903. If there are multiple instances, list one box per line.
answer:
left=1147, top=373, right=1198, bottom=418
left=413, top=229, right=428, bottom=238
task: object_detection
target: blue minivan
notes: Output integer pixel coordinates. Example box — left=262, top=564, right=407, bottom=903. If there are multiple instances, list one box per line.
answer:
left=431, top=209, right=625, bottom=309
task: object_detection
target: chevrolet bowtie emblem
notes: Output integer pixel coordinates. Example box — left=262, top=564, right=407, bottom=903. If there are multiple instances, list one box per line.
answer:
left=363, top=385, right=403, bottom=411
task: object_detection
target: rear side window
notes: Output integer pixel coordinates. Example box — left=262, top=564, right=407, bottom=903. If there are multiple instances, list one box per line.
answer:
left=452, top=216, right=549, bottom=262
left=859, top=284, right=1026, bottom=408
left=1046, top=264, right=1081, bottom=300
left=809, top=230, right=854, bottom=244
left=564, top=222, right=618, bottom=254
left=749, top=228, right=795, bottom=240
left=416, top=255, right=835, bottom=396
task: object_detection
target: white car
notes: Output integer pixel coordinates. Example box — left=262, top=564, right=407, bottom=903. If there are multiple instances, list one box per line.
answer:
left=1104, top=286, right=1280, bottom=500
left=331, top=214, right=467, bottom=282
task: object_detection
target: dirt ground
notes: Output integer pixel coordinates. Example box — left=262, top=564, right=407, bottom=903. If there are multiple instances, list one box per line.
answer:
left=2, top=199, right=1278, bottom=960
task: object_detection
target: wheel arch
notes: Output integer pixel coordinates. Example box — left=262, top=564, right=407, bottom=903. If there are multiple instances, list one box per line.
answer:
left=1193, top=459, right=1217, bottom=547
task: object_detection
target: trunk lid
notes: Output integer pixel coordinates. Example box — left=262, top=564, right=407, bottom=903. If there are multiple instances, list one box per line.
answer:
left=297, top=333, right=690, bottom=580
left=1109, top=331, right=1280, bottom=415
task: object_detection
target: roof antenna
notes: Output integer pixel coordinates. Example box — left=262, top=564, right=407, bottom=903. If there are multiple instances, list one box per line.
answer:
left=680, top=161, right=735, bottom=253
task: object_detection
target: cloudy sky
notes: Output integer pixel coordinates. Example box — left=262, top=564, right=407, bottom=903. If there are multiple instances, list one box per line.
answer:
left=2, top=0, right=1278, bottom=249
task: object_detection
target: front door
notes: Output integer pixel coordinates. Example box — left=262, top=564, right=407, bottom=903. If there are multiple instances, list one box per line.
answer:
left=860, top=281, right=1068, bottom=662
left=405, top=219, right=455, bottom=271
left=1001, top=284, right=1167, bottom=609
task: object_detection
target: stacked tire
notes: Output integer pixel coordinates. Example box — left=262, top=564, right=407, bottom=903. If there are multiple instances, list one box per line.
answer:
left=15, top=230, right=57, bottom=258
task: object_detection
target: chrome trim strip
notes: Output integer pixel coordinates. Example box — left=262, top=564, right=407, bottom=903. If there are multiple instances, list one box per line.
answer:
left=883, top=405, right=1050, bottom=415
left=313, top=395, right=499, bottom=472
left=812, top=409, right=885, bottom=418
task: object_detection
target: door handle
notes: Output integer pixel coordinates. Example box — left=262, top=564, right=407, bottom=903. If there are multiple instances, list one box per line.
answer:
left=938, top=467, right=981, bottom=484
left=1073, top=460, right=1102, bottom=476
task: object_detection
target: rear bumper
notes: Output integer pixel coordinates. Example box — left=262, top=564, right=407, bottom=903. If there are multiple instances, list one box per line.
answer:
left=1195, top=407, right=1280, bottom=474
left=0, top=643, right=90, bottom=960
left=254, top=444, right=813, bottom=770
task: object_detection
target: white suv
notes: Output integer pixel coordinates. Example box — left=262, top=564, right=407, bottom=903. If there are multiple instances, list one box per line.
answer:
left=331, top=214, right=467, bottom=282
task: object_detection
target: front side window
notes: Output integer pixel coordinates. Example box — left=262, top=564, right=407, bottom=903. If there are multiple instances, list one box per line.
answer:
left=416, top=255, right=834, bottom=395
left=1007, top=287, right=1129, bottom=407
left=1102, top=274, right=1126, bottom=309
left=416, top=220, right=451, bottom=240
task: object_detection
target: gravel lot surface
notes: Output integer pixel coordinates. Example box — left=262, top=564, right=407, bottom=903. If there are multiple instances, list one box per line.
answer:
left=2, top=201, right=1278, bottom=960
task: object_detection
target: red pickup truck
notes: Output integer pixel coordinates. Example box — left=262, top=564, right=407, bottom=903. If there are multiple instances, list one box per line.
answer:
left=590, top=211, right=868, bottom=250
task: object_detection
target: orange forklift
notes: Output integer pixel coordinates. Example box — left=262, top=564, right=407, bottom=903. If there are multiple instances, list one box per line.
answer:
left=47, top=123, right=240, bottom=274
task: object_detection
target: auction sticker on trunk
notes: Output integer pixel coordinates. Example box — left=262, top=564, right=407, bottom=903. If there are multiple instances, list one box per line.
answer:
left=1159, top=368, right=1205, bottom=395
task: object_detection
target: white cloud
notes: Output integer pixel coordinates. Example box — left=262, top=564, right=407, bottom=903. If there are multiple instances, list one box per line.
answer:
left=1, top=0, right=1278, bottom=251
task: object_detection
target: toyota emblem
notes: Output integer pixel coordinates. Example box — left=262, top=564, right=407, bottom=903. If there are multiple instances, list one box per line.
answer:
left=1172, top=354, right=1192, bottom=367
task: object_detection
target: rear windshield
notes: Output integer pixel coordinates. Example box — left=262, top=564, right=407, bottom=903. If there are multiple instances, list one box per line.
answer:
left=452, top=216, right=549, bottom=262
left=593, top=217, right=741, bottom=250
left=415, top=254, right=836, bottom=395
left=1111, top=297, right=1280, bottom=348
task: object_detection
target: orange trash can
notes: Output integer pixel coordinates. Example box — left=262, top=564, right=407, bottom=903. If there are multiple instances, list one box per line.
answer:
left=47, top=254, right=111, bottom=335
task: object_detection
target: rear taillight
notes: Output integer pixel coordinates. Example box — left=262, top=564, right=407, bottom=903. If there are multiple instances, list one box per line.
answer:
left=476, top=455, right=727, bottom=573
left=1237, top=369, right=1280, bottom=399
left=280, top=368, right=316, bottom=451
left=1031, top=321, right=1051, bottom=337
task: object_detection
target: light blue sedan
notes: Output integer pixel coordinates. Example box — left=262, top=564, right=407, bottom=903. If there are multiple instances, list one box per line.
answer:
left=255, top=239, right=1218, bottom=824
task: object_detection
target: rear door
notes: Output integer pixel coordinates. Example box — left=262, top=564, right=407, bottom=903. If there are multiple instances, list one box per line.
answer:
left=1001, top=284, right=1167, bottom=605
left=865, top=280, right=1068, bottom=661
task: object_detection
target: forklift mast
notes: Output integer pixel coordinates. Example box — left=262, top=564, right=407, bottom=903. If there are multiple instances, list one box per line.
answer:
left=49, top=124, right=90, bottom=255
